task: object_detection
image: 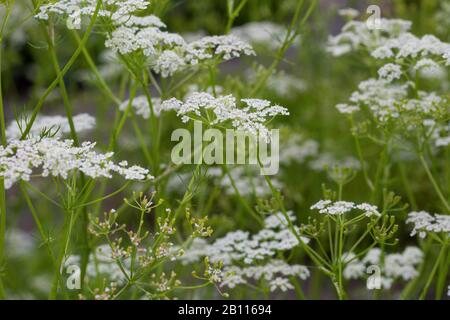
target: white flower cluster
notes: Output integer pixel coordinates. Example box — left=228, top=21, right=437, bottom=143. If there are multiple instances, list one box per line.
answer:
left=333, top=18, right=450, bottom=130
left=414, top=58, right=444, bottom=78
left=106, top=26, right=254, bottom=77
left=336, top=78, right=409, bottom=121
left=343, top=247, right=423, bottom=289
left=406, top=211, right=450, bottom=239
left=339, top=78, right=449, bottom=124
left=231, top=21, right=298, bottom=50
left=310, top=200, right=380, bottom=217
left=327, top=18, right=412, bottom=56
left=185, top=35, right=255, bottom=64
left=6, top=113, right=96, bottom=141
left=35, top=0, right=150, bottom=29
left=180, top=212, right=309, bottom=292
left=162, top=92, right=289, bottom=141
left=36, top=1, right=255, bottom=77
left=105, top=25, right=185, bottom=58
left=377, top=63, right=402, bottom=83
left=372, top=33, right=450, bottom=65
left=0, top=137, right=152, bottom=189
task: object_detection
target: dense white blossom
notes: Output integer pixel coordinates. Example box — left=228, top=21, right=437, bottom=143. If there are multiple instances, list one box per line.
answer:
left=378, top=63, right=402, bottom=82
left=327, top=18, right=412, bottom=56
left=105, top=25, right=186, bottom=57
left=415, top=58, right=446, bottom=78
left=151, top=50, right=186, bottom=78
left=343, top=76, right=449, bottom=123
left=346, top=78, right=410, bottom=122
left=105, top=24, right=254, bottom=76
left=185, top=35, right=255, bottom=64
left=374, top=33, right=450, bottom=63
left=161, top=92, right=289, bottom=141
left=406, top=211, right=450, bottom=238
left=114, top=14, right=166, bottom=28
left=310, top=200, right=380, bottom=217
left=0, top=137, right=152, bottom=189
left=35, top=0, right=149, bottom=29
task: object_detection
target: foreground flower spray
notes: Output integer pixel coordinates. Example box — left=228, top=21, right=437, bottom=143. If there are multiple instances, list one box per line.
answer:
left=0, top=0, right=448, bottom=300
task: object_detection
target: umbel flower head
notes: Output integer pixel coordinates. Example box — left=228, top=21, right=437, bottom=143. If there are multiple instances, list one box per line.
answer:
left=406, top=211, right=450, bottom=239
left=106, top=27, right=255, bottom=77
left=310, top=200, right=380, bottom=217
left=327, top=17, right=412, bottom=56
left=161, top=92, right=289, bottom=141
left=35, top=0, right=150, bottom=29
left=0, top=137, right=153, bottom=189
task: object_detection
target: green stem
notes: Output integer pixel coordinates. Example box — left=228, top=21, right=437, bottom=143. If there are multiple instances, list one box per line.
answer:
left=398, top=163, right=418, bottom=211
left=20, top=182, right=69, bottom=298
left=71, top=31, right=121, bottom=106
left=140, top=75, right=160, bottom=176
left=336, top=217, right=347, bottom=300
left=20, top=0, right=102, bottom=139
left=419, top=244, right=448, bottom=300
left=350, top=117, right=374, bottom=191
left=39, top=19, right=79, bottom=145
left=419, top=153, right=450, bottom=213
left=225, top=0, right=249, bottom=33
left=249, top=0, right=316, bottom=96
left=435, top=247, right=450, bottom=300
